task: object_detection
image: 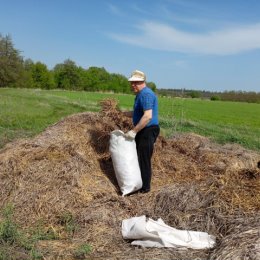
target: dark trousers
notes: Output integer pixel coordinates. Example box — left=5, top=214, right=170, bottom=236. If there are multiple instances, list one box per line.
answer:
left=135, top=125, right=160, bottom=191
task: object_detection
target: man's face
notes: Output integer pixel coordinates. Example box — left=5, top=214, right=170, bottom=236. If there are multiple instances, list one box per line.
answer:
left=130, top=81, right=144, bottom=94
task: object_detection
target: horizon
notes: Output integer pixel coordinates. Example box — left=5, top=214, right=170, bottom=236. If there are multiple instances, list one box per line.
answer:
left=1, top=0, right=260, bottom=92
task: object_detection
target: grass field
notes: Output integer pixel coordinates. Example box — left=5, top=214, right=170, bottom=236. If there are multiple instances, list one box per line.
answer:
left=0, top=88, right=259, bottom=151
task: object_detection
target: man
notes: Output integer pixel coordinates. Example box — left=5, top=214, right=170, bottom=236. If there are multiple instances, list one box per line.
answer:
left=125, top=70, right=160, bottom=193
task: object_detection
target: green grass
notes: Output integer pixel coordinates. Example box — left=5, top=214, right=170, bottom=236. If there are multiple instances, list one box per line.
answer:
left=159, top=97, right=260, bottom=150
left=0, top=205, right=85, bottom=260
left=58, top=211, right=77, bottom=237
left=73, top=244, right=92, bottom=259
left=0, top=88, right=259, bottom=151
left=0, top=204, right=44, bottom=260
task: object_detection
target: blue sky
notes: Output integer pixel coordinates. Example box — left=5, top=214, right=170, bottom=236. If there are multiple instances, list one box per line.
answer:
left=1, top=0, right=260, bottom=92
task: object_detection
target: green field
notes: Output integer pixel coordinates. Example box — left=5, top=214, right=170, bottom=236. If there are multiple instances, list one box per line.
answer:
left=0, top=88, right=259, bottom=151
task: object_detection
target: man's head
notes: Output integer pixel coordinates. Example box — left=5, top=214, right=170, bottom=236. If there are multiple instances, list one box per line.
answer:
left=128, top=70, right=146, bottom=94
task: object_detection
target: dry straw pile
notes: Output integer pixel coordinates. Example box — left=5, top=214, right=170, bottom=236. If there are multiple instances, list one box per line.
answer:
left=0, top=99, right=259, bottom=260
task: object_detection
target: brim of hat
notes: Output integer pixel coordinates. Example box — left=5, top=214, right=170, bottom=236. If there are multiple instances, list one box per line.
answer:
left=128, top=76, right=145, bottom=82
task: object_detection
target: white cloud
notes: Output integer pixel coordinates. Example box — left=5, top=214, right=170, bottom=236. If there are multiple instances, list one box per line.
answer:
left=110, top=21, right=260, bottom=55
left=159, top=5, right=206, bottom=25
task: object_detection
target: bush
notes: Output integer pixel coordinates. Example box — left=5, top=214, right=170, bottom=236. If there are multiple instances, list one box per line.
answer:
left=189, top=91, right=201, bottom=98
left=211, top=95, right=221, bottom=101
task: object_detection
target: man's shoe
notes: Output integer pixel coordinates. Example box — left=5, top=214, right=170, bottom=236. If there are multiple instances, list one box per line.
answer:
left=140, top=189, right=150, bottom=193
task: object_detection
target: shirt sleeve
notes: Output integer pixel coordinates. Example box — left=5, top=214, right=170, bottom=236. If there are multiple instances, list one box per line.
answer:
left=141, top=93, right=154, bottom=111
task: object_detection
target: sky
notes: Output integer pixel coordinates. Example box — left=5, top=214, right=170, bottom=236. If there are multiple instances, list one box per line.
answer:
left=1, top=0, right=260, bottom=92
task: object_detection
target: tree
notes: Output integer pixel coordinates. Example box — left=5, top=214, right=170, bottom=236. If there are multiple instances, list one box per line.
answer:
left=0, top=34, right=24, bottom=87
left=22, top=58, right=34, bottom=88
left=110, top=73, right=130, bottom=93
left=53, top=59, right=82, bottom=90
left=31, top=62, right=54, bottom=89
left=147, top=81, right=157, bottom=92
left=83, top=67, right=111, bottom=91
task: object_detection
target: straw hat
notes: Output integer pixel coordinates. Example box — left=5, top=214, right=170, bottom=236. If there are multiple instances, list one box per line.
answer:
left=128, top=70, right=146, bottom=82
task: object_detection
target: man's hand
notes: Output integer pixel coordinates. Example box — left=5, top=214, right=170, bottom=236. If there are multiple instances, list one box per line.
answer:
left=124, top=130, right=136, bottom=140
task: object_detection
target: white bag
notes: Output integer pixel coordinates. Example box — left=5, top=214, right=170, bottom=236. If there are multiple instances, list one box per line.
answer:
left=122, top=215, right=216, bottom=249
left=109, top=130, right=142, bottom=196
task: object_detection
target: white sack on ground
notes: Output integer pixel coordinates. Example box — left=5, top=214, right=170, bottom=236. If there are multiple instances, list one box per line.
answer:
left=122, top=215, right=216, bottom=249
left=109, top=130, right=142, bottom=196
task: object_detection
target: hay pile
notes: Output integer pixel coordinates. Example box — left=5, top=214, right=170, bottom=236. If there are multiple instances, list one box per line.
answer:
left=0, top=99, right=259, bottom=260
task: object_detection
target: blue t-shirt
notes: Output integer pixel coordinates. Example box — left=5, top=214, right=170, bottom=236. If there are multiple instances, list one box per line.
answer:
left=133, top=86, right=159, bottom=127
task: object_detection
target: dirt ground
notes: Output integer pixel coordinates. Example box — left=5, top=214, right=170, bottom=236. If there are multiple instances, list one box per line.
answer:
left=0, top=100, right=259, bottom=260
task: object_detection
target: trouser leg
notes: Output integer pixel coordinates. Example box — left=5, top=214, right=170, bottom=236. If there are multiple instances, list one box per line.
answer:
left=135, top=126, right=160, bottom=191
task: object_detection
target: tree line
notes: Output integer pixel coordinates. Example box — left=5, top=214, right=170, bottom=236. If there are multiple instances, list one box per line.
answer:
left=1, top=34, right=259, bottom=103
left=0, top=34, right=156, bottom=93
left=157, top=88, right=260, bottom=103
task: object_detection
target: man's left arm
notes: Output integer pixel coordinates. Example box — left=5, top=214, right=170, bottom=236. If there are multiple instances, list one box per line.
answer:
left=133, top=109, right=152, bottom=133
